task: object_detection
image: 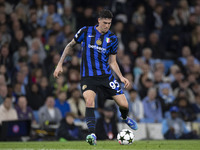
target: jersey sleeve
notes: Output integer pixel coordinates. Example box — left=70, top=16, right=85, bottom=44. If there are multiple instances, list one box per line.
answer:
left=74, top=26, right=87, bottom=43
left=110, top=36, right=118, bottom=55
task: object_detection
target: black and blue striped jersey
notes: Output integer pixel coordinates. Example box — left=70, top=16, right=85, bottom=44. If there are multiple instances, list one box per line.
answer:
left=74, top=25, right=118, bottom=78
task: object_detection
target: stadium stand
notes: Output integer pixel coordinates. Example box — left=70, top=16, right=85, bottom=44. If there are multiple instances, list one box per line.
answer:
left=0, top=0, right=199, bottom=141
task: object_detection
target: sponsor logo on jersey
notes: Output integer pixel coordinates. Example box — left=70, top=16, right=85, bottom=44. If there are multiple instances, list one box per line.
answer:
left=88, top=44, right=106, bottom=53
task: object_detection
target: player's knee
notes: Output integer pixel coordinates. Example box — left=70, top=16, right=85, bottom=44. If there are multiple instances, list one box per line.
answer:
left=85, top=98, right=95, bottom=107
left=120, top=102, right=128, bottom=109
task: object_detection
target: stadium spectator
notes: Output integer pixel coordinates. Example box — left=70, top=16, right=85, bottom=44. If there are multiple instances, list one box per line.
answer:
left=0, top=22, right=11, bottom=44
left=133, top=58, right=144, bottom=82
left=173, top=78, right=195, bottom=103
left=66, top=71, right=80, bottom=98
left=76, top=7, right=96, bottom=30
left=9, top=30, right=27, bottom=56
left=0, top=0, right=13, bottom=15
left=37, top=3, right=63, bottom=27
left=141, top=48, right=155, bottom=69
left=0, top=65, right=10, bottom=84
left=68, top=88, right=85, bottom=119
left=95, top=105, right=118, bottom=140
left=171, top=70, right=184, bottom=90
left=38, top=76, right=53, bottom=100
left=136, top=33, right=147, bottom=53
left=28, top=38, right=46, bottom=63
left=57, top=112, right=83, bottom=141
left=26, top=83, right=44, bottom=110
left=15, top=95, right=36, bottom=124
left=177, top=97, right=196, bottom=122
left=28, top=53, right=44, bottom=76
left=154, top=61, right=165, bottom=76
left=62, top=6, right=77, bottom=33
left=153, top=70, right=164, bottom=87
left=0, top=44, right=13, bottom=70
left=172, top=0, right=190, bottom=26
left=30, top=68, right=43, bottom=84
left=189, top=82, right=200, bottom=96
left=12, top=45, right=28, bottom=66
left=147, top=32, right=163, bottom=59
left=53, top=74, right=68, bottom=96
left=0, top=84, right=7, bottom=105
left=0, top=96, right=18, bottom=125
left=12, top=83, right=23, bottom=104
left=178, top=46, right=199, bottom=66
left=138, top=77, right=154, bottom=100
left=67, top=55, right=80, bottom=72
left=13, top=71, right=26, bottom=95
left=38, top=96, right=62, bottom=126
left=132, top=4, right=146, bottom=26
left=55, top=91, right=70, bottom=118
left=143, top=88, right=163, bottom=123
left=191, top=25, right=200, bottom=54
left=128, top=89, right=144, bottom=122
left=127, top=40, right=140, bottom=60
left=46, top=53, right=61, bottom=78
left=120, top=55, right=133, bottom=74
left=113, top=21, right=126, bottom=51
left=167, top=65, right=181, bottom=83
left=158, top=83, right=175, bottom=116
left=162, top=106, right=199, bottom=139
left=26, top=12, right=38, bottom=34
left=16, top=0, right=29, bottom=16
left=161, top=16, right=181, bottom=59
left=192, top=95, right=200, bottom=122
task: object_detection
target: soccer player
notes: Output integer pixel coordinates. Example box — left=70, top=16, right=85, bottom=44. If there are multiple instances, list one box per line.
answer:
left=53, top=9, right=138, bottom=145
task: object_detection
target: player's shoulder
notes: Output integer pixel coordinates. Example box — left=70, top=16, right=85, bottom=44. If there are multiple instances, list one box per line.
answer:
left=78, top=26, right=88, bottom=32
left=78, top=26, right=95, bottom=33
left=108, top=30, right=118, bottom=42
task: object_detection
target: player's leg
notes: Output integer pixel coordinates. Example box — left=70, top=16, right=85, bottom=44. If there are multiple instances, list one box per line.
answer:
left=112, top=94, right=138, bottom=130
left=83, top=90, right=97, bottom=145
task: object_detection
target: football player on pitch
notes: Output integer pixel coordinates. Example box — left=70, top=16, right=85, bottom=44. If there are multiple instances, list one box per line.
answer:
left=54, top=9, right=138, bottom=145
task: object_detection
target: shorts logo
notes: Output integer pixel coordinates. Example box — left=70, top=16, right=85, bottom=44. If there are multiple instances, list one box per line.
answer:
left=96, top=38, right=102, bottom=45
left=117, top=89, right=121, bottom=93
left=82, top=85, right=87, bottom=90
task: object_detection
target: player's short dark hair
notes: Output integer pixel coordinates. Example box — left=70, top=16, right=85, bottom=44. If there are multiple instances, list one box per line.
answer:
left=98, top=9, right=113, bottom=19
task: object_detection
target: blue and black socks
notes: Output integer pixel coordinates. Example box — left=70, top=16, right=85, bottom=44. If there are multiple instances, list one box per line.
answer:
left=120, top=107, right=129, bottom=119
left=86, top=107, right=96, bottom=133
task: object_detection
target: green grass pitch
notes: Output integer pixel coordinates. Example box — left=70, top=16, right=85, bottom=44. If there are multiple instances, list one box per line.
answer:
left=0, top=140, right=200, bottom=150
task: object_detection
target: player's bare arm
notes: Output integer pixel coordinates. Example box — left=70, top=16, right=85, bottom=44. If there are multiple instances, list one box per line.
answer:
left=53, top=39, right=77, bottom=78
left=109, top=54, right=130, bottom=88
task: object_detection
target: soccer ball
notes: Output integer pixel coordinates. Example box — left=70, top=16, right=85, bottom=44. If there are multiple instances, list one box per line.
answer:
left=117, top=129, right=135, bottom=145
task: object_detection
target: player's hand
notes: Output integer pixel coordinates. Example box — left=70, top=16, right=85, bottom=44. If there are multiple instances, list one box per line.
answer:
left=120, top=77, right=130, bottom=88
left=53, top=64, right=63, bottom=78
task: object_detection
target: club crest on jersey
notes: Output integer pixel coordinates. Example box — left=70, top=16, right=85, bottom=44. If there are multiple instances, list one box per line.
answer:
left=106, top=38, right=110, bottom=43
left=82, top=85, right=87, bottom=90
left=96, top=39, right=102, bottom=45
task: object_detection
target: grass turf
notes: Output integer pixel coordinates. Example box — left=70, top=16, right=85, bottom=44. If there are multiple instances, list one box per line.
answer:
left=0, top=140, right=200, bottom=150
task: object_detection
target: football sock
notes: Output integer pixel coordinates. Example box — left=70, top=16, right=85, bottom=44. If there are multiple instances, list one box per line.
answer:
left=120, top=107, right=129, bottom=119
left=86, top=107, right=96, bottom=133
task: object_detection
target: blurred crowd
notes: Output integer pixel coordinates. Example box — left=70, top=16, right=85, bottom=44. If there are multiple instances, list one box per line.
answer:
left=0, top=0, right=200, bottom=140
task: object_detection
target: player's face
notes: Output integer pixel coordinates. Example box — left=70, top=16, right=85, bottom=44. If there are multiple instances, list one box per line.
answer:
left=98, top=18, right=112, bottom=33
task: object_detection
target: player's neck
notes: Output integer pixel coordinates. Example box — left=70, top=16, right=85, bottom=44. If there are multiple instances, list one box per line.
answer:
left=96, top=26, right=106, bottom=35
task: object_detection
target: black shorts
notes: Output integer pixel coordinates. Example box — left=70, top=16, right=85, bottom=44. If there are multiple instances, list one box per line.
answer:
left=80, top=74, right=124, bottom=96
